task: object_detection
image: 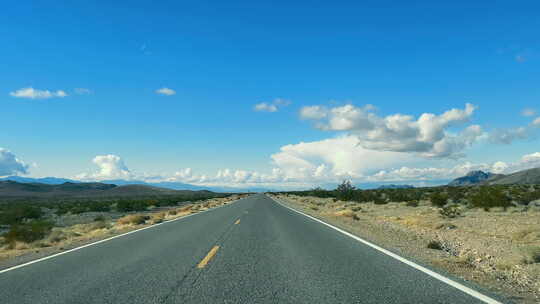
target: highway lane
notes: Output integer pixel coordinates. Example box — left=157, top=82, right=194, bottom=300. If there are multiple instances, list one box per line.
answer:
left=0, top=194, right=506, bottom=303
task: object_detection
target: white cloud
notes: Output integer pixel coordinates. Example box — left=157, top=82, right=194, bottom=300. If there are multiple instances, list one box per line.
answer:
left=533, top=117, right=540, bottom=126
left=76, top=155, right=132, bottom=180
left=155, top=87, right=176, bottom=96
left=488, top=127, right=529, bottom=144
left=269, top=135, right=412, bottom=182
left=0, top=148, right=29, bottom=176
left=10, top=87, right=68, bottom=99
left=254, top=98, right=291, bottom=112
left=522, top=108, right=536, bottom=117
left=300, top=105, right=328, bottom=119
left=74, top=88, right=92, bottom=95
left=254, top=103, right=278, bottom=112
left=301, top=103, right=481, bottom=158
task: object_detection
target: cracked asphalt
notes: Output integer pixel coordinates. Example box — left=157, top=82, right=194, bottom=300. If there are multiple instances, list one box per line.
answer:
left=0, top=194, right=506, bottom=303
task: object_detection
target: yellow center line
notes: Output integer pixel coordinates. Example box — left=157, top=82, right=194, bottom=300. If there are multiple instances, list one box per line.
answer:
left=234, top=219, right=240, bottom=225
left=197, top=245, right=220, bottom=269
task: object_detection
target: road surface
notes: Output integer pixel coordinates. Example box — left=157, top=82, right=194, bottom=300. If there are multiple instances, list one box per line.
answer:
left=0, top=194, right=506, bottom=303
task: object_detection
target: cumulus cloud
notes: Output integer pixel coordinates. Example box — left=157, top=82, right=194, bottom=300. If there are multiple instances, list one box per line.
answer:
left=0, top=148, right=29, bottom=176
left=269, top=135, right=412, bottom=181
left=254, top=103, right=278, bottom=112
left=155, top=87, right=176, bottom=96
left=522, top=108, right=536, bottom=117
left=76, top=155, right=133, bottom=180
left=488, top=127, right=530, bottom=144
left=368, top=151, right=540, bottom=182
left=254, top=98, right=291, bottom=112
left=488, top=115, right=540, bottom=144
left=300, top=103, right=481, bottom=158
left=10, top=87, right=68, bottom=99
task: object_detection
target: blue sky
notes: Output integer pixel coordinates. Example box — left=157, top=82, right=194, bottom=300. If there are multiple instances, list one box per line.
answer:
left=1, top=1, right=540, bottom=189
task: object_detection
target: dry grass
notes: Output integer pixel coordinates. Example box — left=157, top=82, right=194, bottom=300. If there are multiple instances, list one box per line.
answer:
left=117, top=214, right=149, bottom=226
left=334, top=209, right=359, bottom=220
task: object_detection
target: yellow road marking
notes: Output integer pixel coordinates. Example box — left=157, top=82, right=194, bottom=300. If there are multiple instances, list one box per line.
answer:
left=197, top=246, right=220, bottom=269
left=234, top=219, right=240, bottom=225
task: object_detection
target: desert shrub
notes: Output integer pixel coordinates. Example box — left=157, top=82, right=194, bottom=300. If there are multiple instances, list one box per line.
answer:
left=522, top=246, right=540, bottom=264
left=117, top=214, right=149, bottom=225
left=168, top=209, right=178, bottom=215
left=430, top=192, right=448, bottom=207
left=94, top=215, right=106, bottom=222
left=439, top=205, right=461, bottom=218
left=3, top=220, right=54, bottom=244
left=406, top=200, right=419, bottom=207
left=0, top=205, right=43, bottom=225
left=351, top=206, right=362, bottom=212
left=310, top=206, right=319, bottom=211
left=373, top=196, right=388, bottom=205
left=469, top=186, right=512, bottom=211
left=87, top=201, right=111, bottom=212
left=117, top=200, right=150, bottom=212
left=427, top=240, right=443, bottom=250
left=335, top=180, right=356, bottom=201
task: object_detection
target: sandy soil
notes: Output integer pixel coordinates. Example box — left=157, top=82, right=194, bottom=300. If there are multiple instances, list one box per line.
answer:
left=271, top=194, right=540, bottom=304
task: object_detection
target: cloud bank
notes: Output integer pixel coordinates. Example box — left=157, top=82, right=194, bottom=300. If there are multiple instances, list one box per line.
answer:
left=0, top=148, right=29, bottom=176
left=10, top=87, right=68, bottom=99
left=300, top=103, right=482, bottom=158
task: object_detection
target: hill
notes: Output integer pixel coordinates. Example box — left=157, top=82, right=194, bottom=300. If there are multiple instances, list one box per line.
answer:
left=0, top=180, right=216, bottom=199
left=485, top=167, right=540, bottom=185
left=448, top=171, right=502, bottom=186
left=449, top=167, right=540, bottom=186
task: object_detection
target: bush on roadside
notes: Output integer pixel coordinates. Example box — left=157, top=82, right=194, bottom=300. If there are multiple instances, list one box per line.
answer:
left=117, top=214, right=149, bottom=225
left=439, top=205, right=461, bottom=218
left=469, top=186, right=512, bottom=211
left=3, top=220, right=54, bottom=244
left=430, top=192, right=448, bottom=207
left=0, top=205, right=43, bottom=225
left=335, top=180, right=356, bottom=201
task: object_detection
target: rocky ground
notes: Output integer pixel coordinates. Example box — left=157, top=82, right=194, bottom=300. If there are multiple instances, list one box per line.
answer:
left=271, top=194, right=540, bottom=304
left=0, top=195, right=246, bottom=270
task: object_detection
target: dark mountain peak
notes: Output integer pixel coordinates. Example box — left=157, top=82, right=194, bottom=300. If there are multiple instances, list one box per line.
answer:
left=448, top=170, right=499, bottom=186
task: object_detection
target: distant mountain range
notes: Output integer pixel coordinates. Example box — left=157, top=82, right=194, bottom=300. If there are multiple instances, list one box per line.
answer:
left=448, top=167, right=540, bottom=186
left=377, top=184, right=415, bottom=189
left=0, top=176, right=271, bottom=193
left=0, top=180, right=218, bottom=198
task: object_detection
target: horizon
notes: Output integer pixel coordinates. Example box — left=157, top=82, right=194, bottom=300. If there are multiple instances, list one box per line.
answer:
left=2, top=1, right=540, bottom=190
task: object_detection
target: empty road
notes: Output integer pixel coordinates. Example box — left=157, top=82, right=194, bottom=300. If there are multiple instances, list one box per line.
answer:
left=0, top=194, right=506, bottom=303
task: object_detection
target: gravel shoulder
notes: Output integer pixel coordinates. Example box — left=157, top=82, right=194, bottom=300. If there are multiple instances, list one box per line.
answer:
left=271, top=194, right=540, bottom=304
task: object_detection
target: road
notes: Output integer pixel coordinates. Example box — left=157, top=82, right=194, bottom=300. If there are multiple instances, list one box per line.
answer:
left=0, top=194, right=506, bottom=303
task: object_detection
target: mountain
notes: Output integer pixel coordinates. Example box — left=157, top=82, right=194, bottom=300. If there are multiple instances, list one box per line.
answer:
left=377, top=184, right=414, bottom=189
left=449, top=167, right=540, bottom=186
left=485, top=167, right=540, bottom=185
left=0, top=176, right=78, bottom=184
left=0, top=180, right=216, bottom=198
left=0, top=176, right=271, bottom=193
left=448, top=171, right=501, bottom=186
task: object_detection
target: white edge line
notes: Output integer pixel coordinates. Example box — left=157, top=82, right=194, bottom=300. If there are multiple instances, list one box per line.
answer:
left=269, top=196, right=504, bottom=304
left=0, top=198, right=245, bottom=275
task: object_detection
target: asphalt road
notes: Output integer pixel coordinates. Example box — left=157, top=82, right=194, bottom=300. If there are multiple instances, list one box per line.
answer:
left=0, top=194, right=506, bottom=303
